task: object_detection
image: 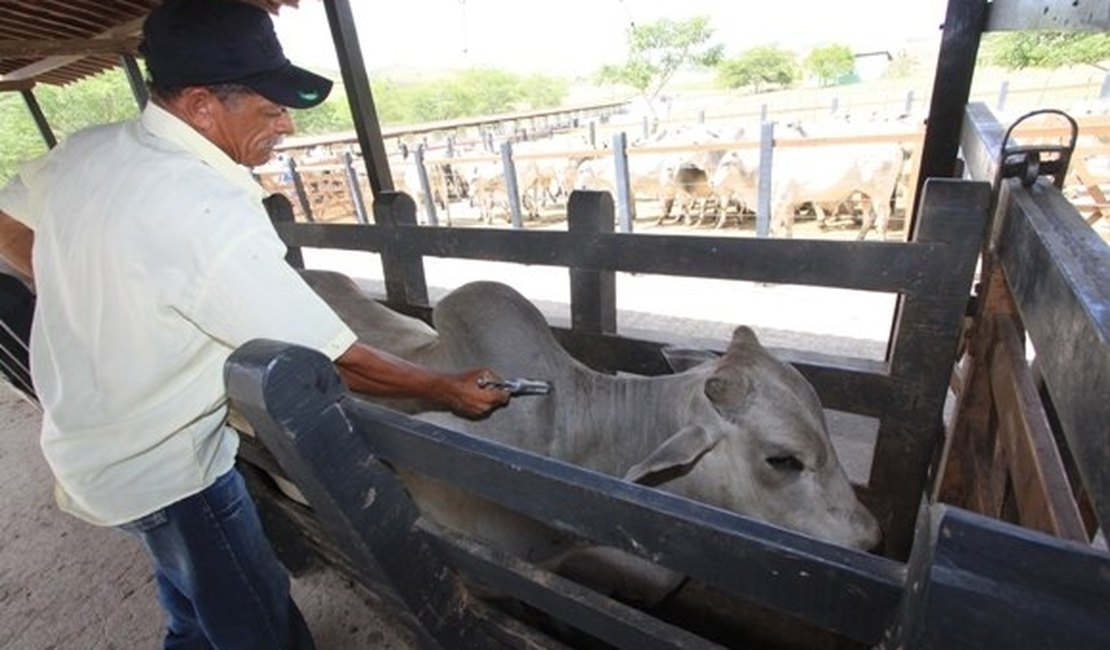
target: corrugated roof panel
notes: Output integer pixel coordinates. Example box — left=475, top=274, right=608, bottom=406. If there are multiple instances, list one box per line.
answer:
left=0, top=0, right=157, bottom=85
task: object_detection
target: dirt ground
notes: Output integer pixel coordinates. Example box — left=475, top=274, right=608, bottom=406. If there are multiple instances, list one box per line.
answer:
left=0, top=385, right=417, bottom=650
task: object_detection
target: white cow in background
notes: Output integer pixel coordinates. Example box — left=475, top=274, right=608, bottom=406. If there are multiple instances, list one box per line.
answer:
left=711, top=142, right=905, bottom=239
left=575, top=124, right=743, bottom=224
left=300, top=269, right=881, bottom=604
left=393, top=151, right=453, bottom=226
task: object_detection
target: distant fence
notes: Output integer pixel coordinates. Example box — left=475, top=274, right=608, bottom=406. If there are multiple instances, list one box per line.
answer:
left=255, top=112, right=1109, bottom=237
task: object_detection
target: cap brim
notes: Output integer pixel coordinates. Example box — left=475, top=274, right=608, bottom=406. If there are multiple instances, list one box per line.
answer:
left=247, top=63, right=333, bottom=109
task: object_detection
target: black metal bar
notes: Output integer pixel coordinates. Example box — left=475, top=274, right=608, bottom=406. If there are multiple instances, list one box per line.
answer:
left=912, top=0, right=988, bottom=237
left=20, top=89, right=56, bottom=149
left=500, top=141, right=523, bottom=228
left=273, top=222, right=949, bottom=295
left=871, top=179, right=991, bottom=559
left=412, top=145, right=437, bottom=226
left=285, top=157, right=314, bottom=223
left=889, top=505, right=1110, bottom=649
left=567, top=191, right=616, bottom=335
left=341, top=151, right=369, bottom=225
left=119, top=53, right=148, bottom=109
left=428, top=523, right=726, bottom=650
left=551, top=327, right=892, bottom=416
left=322, top=0, right=393, bottom=196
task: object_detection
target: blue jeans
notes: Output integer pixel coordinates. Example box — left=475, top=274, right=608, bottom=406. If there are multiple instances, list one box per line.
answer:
left=121, top=468, right=315, bottom=650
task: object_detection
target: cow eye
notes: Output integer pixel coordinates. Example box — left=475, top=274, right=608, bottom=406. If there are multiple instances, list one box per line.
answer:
left=766, top=454, right=805, bottom=473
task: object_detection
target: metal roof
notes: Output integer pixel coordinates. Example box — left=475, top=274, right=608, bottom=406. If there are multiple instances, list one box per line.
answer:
left=0, top=0, right=158, bottom=89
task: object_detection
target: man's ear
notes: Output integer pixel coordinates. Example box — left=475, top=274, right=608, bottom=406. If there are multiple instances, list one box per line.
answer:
left=173, top=87, right=220, bottom=134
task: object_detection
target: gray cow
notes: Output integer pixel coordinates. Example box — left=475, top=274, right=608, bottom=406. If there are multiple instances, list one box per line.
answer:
left=298, top=270, right=881, bottom=602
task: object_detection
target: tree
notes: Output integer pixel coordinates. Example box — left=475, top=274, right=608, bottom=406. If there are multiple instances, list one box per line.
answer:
left=717, top=46, right=800, bottom=93
left=805, top=44, right=855, bottom=86
left=595, top=16, right=723, bottom=115
left=883, top=49, right=920, bottom=80
left=372, top=69, right=569, bottom=125
left=983, top=32, right=1110, bottom=69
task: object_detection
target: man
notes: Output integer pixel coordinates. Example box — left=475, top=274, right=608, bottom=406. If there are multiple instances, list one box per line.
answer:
left=0, top=1, right=510, bottom=648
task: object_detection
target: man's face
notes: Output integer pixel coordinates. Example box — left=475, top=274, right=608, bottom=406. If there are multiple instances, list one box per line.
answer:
left=207, top=91, right=295, bottom=167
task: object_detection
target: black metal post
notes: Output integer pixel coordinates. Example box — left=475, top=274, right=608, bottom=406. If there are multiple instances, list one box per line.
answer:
left=21, top=89, right=56, bottom=149
left=119, top=53, right=148, bottom=109
left=322, top=0, right=394, bottom=197
left=911, top=0, right=988, bottom=237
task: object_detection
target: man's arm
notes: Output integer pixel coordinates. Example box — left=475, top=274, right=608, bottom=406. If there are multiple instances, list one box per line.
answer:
left=0, top=210, right=33, bottom=281
left=335, top=342, right=510, bottom=419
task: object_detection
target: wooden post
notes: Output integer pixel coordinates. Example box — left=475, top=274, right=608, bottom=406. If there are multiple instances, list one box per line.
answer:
left=500, top=140, right=523, bottom=229
left=757, top=121, right=774, bottom=238
left=413, top=145, right=439, bottom=227
left=612, top=132, right=634, bottom=233
left=341, top=151, right=369, bottom=225
left=372, top=192, right=429, bottom=306
left=588, top=120, right=597, bottom=148
left=904, top=90, right=915, bottom=115
left=567, top=191, right=617, bottom=335
left=286, top=157, right=314, bottom=223
left=760, top=103, right=768, bottom=123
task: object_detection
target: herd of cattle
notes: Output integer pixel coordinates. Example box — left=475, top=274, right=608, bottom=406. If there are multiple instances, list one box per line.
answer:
left=393, top=121, right=913, bottom=240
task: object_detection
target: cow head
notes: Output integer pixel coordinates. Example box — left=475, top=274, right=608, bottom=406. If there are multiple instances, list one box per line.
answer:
left=625, top=326, right=881, bottom=551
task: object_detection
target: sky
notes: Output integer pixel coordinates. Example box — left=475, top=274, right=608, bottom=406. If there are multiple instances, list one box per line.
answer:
left=274, top=0, right=950, bottom=77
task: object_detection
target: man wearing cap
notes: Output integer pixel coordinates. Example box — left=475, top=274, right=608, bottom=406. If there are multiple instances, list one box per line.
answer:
left=0, top=1, right=511, bottom=648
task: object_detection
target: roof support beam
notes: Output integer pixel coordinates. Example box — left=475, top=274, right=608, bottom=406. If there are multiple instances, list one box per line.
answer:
left=0, top=37, right=140, bottom=59
left=0, top=17, right=144, bottom=83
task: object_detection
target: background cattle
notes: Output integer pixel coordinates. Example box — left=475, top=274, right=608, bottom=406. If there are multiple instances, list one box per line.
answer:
left=711, top=142, right=905, bottom=239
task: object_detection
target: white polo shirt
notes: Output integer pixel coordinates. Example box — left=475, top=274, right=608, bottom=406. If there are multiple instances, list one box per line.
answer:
left=0, top=103, right=356, bottom=526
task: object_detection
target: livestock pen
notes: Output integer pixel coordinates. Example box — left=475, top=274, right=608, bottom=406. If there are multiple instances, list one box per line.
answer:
left=0, top=1, right=1107, bottom=649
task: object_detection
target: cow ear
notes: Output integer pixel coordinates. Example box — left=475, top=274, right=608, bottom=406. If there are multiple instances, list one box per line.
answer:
left=728, top=325, right=762, bottom=350
left=660, top=346, right=718, bottom=373
left=704, top=374, right=752, bottom=409
left=624, top=425, right=718, bottom=486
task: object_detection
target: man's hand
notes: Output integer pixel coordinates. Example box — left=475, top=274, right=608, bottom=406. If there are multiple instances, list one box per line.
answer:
left=443, top=368, right=512, bottom=419
left=238, top=0, right=301, bottom=15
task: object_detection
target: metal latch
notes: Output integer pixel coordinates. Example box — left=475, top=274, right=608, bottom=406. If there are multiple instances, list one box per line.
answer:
left=995, top=109, right=1078, bottom=191
left=478, top=376, right=553, bottom=396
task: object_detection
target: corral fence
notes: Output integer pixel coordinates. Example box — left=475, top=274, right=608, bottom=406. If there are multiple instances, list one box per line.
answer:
left=233, top=99, right=1110, bottom=648
left=256, top=111, right=1109, bottom=239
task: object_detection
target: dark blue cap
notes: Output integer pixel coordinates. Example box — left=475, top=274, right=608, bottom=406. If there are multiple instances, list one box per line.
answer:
left=140, top=0, right=332, bottom=109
